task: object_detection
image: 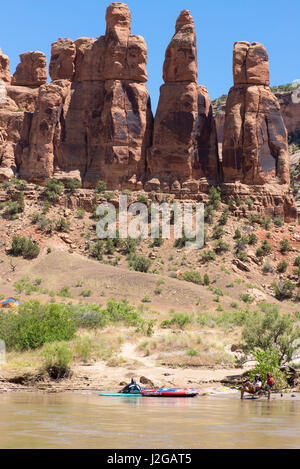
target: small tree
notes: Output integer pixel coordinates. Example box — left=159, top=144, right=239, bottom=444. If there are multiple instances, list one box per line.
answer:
left=95, top=180, right=107, bottom=193
left=241, top=306, right=300, bottom=364
left=280, top=238, right=292, bottom=254
left=128, top=255, right=151, bottom=273
left=209, top=186, right=221, bottom=208
left=249, top=348, right=287, bottom=390
left=277, top=260, right=288, bottom=273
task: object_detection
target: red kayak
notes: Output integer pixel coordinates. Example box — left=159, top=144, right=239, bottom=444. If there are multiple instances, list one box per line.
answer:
left=141, top=388, right=198, bottom=397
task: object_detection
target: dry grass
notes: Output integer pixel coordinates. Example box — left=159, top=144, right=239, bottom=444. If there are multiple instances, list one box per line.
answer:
left=137, top=330, right=235, bottom=368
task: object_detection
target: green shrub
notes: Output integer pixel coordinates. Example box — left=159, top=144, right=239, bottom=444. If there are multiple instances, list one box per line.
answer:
left=71, top=304, right=108, bottom=328
left=141, top=295, right=151, bottom=303
left=89, top=240, right=105, bottom=260
left=214, top=239, right=229, bottom=254
left=277, top=260, right=288, bottom=273
left=181, top=271, right=203, bottom=285
left=76, top=208, right=85, bottom=219
left=294, top=256, right=300, bottom=267
left=63, top=178, right=82, bottom=193
left=13, top=277, right=41, bottom=295
left=57, top=286, right=72, bottom=298
left=10, top=235, right=40, bottom=259
left=95, top=180, right=107, bottom=193
left=128, top=255, right=151, bottom=273
left=209, top=186, right=221, bottom=208
left=119, top=237, right=138, bottom=255
left=218, top=208, right=229, bottom=226
left=256, top=240, right=272, bottom=257
left=44, top=179, right=64, bottom=202
left=274, top=217, right=284, bottom=227
left=174, top=234, right=190, bottom=248
left=240, top=293, right=254, bottom=304
left=187, top=349, right=198, bottom=357
left=280, top=238, right=292, bottom=254
left=233, top=229, right=241, bottom=240
left=137, top=194, right=148, bottom=204
left=249, top=348, right=287, bottom=390
left=248, top=233, right=258, bottom=245
left=274, top=280, right=295, bottom=300
left=42, top=201, right=51, bottom=214
left=0, top=302, right=77, bottom=351
left=204, top=204, right=215, bottom=224
left=200, top=250, right=216, bottom=264
left=247, top=213, right=259, bottom=223
left=212, top=225, right=224, bottom=239
left=80, top=289, right=92, bottom=297
left=203, top=273, right=210, bottom=286
left=236, top=251, right=248, bottom=262
left=3, top=197, right=24, bottom=219
left=150, top=236, right=164, bottom=247
left=42, top=342, right=73, bottom=379
left=106, top=298, right=144, bottom=328
left=161, top=312, right=191, bottom=329
left=55, top=217, right=71, bottom=232
left=261, top=216, right=271, bottom=230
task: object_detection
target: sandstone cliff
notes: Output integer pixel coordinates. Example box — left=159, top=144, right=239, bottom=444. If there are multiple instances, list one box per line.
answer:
left=221, top=41, right=296, bottom=221
left=147, top=10, right=220, bottom=193
left=222, top=41, right=289, bottom=185
left=0, top=3, right=297, bottom=221
left=17, top=2, right=153, bottom=189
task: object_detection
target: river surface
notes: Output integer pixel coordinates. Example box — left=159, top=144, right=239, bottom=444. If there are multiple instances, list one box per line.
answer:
left=0, top=392, right=299, bottom=449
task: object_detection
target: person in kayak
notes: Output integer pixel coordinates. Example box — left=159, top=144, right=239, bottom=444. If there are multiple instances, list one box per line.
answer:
left=121, top=378, right=141, bottom=394
left=264, top=372, right=275, bottom=400
left=240, top=374, right=262, bottom=399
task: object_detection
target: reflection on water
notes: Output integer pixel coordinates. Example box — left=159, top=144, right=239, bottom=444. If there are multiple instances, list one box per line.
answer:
left=0, top=393, right=299, bottom=449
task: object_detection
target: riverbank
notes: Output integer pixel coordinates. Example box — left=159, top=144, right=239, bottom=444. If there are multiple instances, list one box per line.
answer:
left=1, top=360, right=299, bottom=399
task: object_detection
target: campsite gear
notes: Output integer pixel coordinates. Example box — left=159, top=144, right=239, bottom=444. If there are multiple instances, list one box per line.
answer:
left=0, top=297, right=23, bottom=309
left=141, top=388, right=198, bottom=397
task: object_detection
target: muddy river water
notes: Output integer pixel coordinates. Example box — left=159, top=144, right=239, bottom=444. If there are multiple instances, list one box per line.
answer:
left=0, top=392, right=299, bottom=448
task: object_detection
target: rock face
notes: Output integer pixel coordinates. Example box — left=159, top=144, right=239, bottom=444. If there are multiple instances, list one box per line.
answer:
left=0, top=87, right=31, bottom=181
left=276, top=88, right=300, bottom=136
left=0, top=3, right=297, bottom=222
left=0, top=49, right=11, bottom=84
left=221, top=41, right=296, bottom=222
left=222, top=42, right=289, bottom=185
left=12, top=51, right=47, bottom=87
left=18, top=2, right=152, bottom=188
left=147, top=10, right=220, bottom=190
left=49, top=38, right=76, bottom=81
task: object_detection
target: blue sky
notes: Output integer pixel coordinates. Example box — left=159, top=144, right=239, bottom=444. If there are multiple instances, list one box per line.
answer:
left=1, top=0, right=299, bottom=111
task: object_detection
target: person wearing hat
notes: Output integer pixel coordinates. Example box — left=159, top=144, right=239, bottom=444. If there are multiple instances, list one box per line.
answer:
left=240, top=374, right=262, bottom=399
